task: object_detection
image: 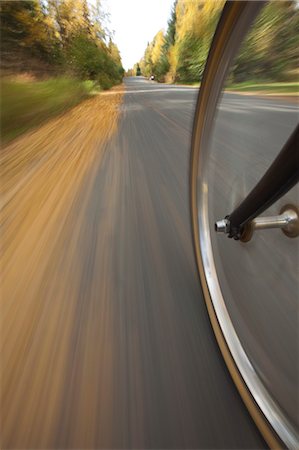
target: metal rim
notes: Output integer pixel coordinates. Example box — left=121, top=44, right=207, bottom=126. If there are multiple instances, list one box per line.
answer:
left=190, top=2, right=299, bottom=449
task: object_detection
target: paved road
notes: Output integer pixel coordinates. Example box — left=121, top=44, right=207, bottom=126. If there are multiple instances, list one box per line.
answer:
left=2, top=76, right=298, bottom=448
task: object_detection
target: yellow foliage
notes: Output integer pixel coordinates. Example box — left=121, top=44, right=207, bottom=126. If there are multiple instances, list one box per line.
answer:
left=175, top=0, right=202, bottom=40
left=176, top=0, right=224, bottom=41
left=49, top=0, right=92, bottom=41
left=151, top=30, right=165, bottom=65
left=167, top=44, right=178, bottom=82
left=109, top=41, right=122, bottom=65
left=14, top=2, right=51, bottom=48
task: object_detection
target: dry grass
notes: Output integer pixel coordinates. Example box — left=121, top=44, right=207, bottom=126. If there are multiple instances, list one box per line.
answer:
left=0, top=77, right=99, bottom=143
left=1, top=85, right=124, bottom=447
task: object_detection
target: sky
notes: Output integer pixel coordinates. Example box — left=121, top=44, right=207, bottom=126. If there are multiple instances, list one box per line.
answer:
left=100, top=0, right=175, bottom=70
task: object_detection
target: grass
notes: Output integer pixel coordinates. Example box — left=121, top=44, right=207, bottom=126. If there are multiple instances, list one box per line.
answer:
left=169, top=80, right=298, bottom=94
left=174, top=81, right=201, bottom=87
left=225, top=81, right=299, bottom=94
left=0, top=77, right=100, bottom=144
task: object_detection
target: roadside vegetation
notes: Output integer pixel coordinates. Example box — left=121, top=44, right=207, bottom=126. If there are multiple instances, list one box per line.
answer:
left=225, top=82, right=299, bottom=95
left=132, top=0, right=299, bottom=94
left=1, top=78, right=99, bottom=143
left=0, top=0, right=124, bottom=142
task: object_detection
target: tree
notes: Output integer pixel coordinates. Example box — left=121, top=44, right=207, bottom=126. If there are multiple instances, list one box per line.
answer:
left=138, top=0, right=298, bottom=85
left=0, top=0, right=58, bottom=61
left=174, top=0, right=224, bottom=82
left=150, top=30, right=169, bottom=80
left=164, top=0, right=177, bottom=50
left=0, top=0, right=124, bottom=87
left=136, top=63, right=141, bottom=76
left=232, top=1, right=299, bottom=82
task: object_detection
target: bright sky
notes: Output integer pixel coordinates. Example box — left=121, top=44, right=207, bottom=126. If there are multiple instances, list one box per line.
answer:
left=101, top=0, right=175, bottom=70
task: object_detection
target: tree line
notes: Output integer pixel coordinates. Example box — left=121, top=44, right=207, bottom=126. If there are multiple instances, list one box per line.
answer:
left=0, top=0, right=124, bottom=89
left=133, top=0, right=299, bottom=84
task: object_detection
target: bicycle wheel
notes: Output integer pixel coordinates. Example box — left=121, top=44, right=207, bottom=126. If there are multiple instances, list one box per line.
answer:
left=190, top=2, right=299, bottom=449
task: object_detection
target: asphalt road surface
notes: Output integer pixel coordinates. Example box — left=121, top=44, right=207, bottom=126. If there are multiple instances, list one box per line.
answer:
left=2, top=76, right=298, bottom=449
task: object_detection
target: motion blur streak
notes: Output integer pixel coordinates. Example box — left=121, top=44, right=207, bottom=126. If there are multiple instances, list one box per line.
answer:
left=1, top=78, right=265, bottom=449
left=1, top=88, right=123, bottom=448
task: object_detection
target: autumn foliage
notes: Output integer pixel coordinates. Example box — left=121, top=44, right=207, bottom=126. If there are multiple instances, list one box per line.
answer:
left=136, top=0, right=299, bottom=84
left=0, top=0, right=124, bottom=88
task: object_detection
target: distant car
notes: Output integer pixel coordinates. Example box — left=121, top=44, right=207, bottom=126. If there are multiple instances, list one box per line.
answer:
left=149, top=75, right=155, bottom=81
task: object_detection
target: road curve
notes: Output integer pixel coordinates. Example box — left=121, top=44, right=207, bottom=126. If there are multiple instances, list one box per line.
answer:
left=1, top=76, right=271, bottom=448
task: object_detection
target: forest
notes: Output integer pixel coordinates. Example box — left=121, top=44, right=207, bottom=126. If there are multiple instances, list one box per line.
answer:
left=1, top=0, right=125, bottom=142
left=133, top=0, right=299, bottom=86
left=1, top=0, right=124, bottom=87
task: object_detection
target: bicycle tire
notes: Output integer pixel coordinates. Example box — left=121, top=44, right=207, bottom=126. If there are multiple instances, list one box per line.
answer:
left=190, top=2, right=298, bottom=449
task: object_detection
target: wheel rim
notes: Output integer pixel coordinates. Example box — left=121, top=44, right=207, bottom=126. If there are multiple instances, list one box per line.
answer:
left=190, top=2, right=299, bottom=449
